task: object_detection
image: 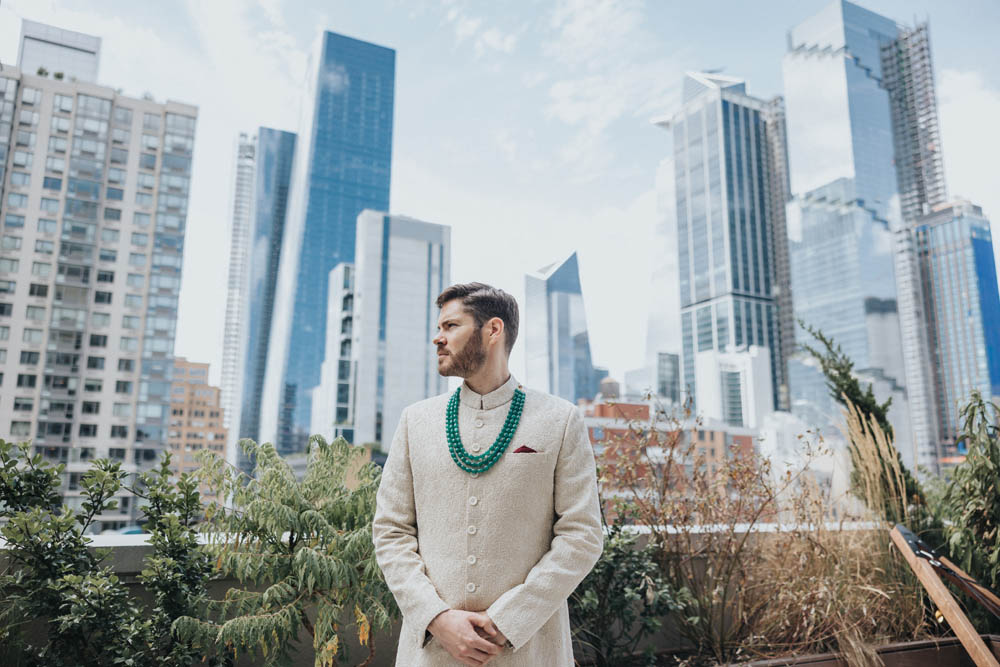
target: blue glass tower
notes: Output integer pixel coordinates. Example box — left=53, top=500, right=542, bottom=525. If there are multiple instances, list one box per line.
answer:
left=525, top=252, right=607, bottom=404
left=658, top=73, right=785, bottom=412
left=916, top=202, right=1000, bottom=454
left=238, top=128, right=296, bottom=460
left=263, top=32, right=394, bottom=454
left=783, top=1, right=906, bottom=427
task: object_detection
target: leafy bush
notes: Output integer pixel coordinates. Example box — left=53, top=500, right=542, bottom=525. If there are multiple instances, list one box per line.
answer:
left=175, top=435, right=397, bottom=667
left=0, top=441, right=219, bottom=666
left=944, top=391, right=1000, bottom=631
left=570, top=520, right=690, bottom=667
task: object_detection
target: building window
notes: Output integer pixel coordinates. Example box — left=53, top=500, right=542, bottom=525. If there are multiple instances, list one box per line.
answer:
left=110, top=425, right=128, bottom=438
left=2, top=236, right=21, bottom=250
left=0, top=281, right=13, bottom=294
left=79, top=423, right=98, bottom=437
left=106, top=187, right=124, bottom=201
left=40, top=198, right=59, bottom=214
left=120, top=337, right=138, bottom=352
left=89, top=334, right=107, bottom=347
left=82, top=401, right=100, bottom=414
left=122, top=315, right=139, bottom=330
left=50, top=116, right=70, bottom=134
left=6, top=214, right=25, bottom=228
left=10, top=171, right=30, bottom=186
left=104, top=208, right=122, bottom=221
left=34, top=240, right=54, bottom=254
left=29, top=283, right=47, bottom=297
left=97, top=270, right=114, bottom=283
left=48, top=136, right=68, bottom=153
left=31, top=262, right=51, bottom=277
left=126, top=273, right=144, bottom=288
left=0, top=259, right=19, bottom=273
left=19, top=351, right=40, bottom=364
left=124, top=294, right=142, bottom=309
left=42, top=176, right=62, bottom=191
left=135, top=192, right=153, bottom=207
left=16, top=374, right=37, bottom=388
left=7, top=192, right=28, bottom=208
left=94, top=291, right=112, bottom=304
left=22, top=328, right=43, bottom=343
left=91, top=312, right=110, bottom=327
left=25, top=305, right=45, bottom=321
left=13, top=397, right=33, bottom=411
left=37, top=218, right=57, bottom=234
left=129, top=252, right=146, bottom=267
left=45, top=156, right=65, bottom=173
left=12, top=151, right=32, bottom=169
left=87, top=356, right=105, bottom=370
left=115, top=380, right=133, bottom=394
left=0, top=303, right=12, bottom=316
left=10, top=422, right=31, bottom=437
left=99, top=249, right=117, bottom=262
left=84, top=379, right=102, bottom=392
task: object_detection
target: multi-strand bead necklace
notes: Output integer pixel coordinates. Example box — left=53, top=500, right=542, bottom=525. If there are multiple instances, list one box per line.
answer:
left=446, top=386, right=525, bottom=474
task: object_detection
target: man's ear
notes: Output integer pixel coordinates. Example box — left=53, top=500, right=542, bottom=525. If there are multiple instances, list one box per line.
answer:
left=487, top=317, right=505, bottom=347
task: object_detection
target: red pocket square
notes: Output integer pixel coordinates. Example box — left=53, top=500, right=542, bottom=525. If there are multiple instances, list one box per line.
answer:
left=512, top=445, right=537, bottom=453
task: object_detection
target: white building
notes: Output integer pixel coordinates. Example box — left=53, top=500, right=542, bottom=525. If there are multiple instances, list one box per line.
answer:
left=0, top=23, right=197, bottom=528
left=311, top=263, right=356, bottom=444
left=348, top=211, right=450, bottom=447
left=219, top=133, right=255, bottom=467
left=695, top=346, right=773, bottom=429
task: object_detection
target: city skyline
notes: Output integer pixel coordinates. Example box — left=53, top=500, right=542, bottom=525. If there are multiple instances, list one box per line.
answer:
left=0, top=0, right=998, bottom=389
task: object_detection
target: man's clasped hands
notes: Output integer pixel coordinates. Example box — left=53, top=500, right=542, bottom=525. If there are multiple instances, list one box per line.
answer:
left=427, top=609, right=510, bottom=666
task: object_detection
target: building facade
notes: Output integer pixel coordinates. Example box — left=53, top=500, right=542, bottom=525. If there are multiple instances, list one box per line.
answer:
left=0, top=28, right=196, bottom=526
left=262, top=32, right=395, bottom=456
left=782, top=1, right=906, bottom=434
left=18, top=20, right=101, bottom=84
left=349, top=211, right=450, bottom=447
left=658, top=72, right=784, bottom=413
left=219, top=132, right=255, bottom=462
left=525, top=251, right=607, bottom=404
left=916, top=202, right=1000, bottom=457
left=167, top=358, right=226, bottom=497
left=695, top=345, right=774, bottom=429
left=310, top=262, right=356, bottom=444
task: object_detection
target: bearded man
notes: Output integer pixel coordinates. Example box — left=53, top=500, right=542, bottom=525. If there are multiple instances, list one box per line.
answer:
left=372, top=282, right=603, bottom=666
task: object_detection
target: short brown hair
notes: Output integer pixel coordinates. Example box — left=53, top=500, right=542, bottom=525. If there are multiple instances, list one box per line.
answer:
left=436, top=282, right=519, bottom=356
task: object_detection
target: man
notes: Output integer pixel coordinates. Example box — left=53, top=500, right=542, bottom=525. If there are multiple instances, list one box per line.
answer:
left=372, top=282, right=604, bottom=666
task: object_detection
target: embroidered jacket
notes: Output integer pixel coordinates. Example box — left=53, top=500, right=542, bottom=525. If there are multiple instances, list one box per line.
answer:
left=372, top=375, right=604, bottom=666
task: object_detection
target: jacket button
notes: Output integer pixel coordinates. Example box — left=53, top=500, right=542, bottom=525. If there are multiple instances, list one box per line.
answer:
left=467, top=525, right=477, bottom=535
left=468, top=496, right=478, bottom=506
left=466, top=582, right=476, bottom=592
left=470, top=443, right=480, bottom=452
left=467, top=554, right=477, bottom=564
left=475, top=419, right=484, bottom=428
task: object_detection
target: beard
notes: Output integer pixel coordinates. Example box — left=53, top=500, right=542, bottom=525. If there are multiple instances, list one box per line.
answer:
left=439, top=331, right=487, bottom=377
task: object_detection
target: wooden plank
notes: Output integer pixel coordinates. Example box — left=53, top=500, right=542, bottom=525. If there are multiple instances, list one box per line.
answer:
left=890, top=526, right=1000, bottom=667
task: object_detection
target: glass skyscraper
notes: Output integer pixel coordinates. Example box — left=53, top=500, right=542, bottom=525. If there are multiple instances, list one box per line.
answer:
left=233, top=128, right=296, bottom=470
left=658, top=72, right=785, bottom=412
left=783, top=1, right=906, bottom=428
left=261, top=32, right=394, bottom=455
left=525, top=252, right=607, bottom=404
left=916, top=202, right=1000, bottom=458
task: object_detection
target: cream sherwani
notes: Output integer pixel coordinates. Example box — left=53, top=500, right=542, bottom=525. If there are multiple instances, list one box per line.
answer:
left=372, top=375, right=603, bottom=666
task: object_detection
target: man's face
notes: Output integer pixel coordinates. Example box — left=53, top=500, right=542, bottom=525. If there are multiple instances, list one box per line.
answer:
left=433, top=300, right=488, bottom=378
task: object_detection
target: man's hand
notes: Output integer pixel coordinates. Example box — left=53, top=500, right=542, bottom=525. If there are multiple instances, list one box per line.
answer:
left=475, top=622, right=508, bottom=647
left=428, top=610, right=505, bottom=666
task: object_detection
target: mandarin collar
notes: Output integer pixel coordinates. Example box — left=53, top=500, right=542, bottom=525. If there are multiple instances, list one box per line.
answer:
left=459, top=374, right=520, bottom=410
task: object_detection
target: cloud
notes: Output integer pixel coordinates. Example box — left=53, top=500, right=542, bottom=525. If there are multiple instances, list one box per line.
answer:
left=540, top=0, right=683, bottom=180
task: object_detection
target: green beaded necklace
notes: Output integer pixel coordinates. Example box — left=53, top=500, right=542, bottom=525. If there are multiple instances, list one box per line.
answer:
left=446, top=385, right=525, bottom=474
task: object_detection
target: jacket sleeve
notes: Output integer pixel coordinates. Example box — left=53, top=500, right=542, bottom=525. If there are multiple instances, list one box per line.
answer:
left=486, top=406, right=604, bottom=650
left=371, top=406, right=451, bottom=647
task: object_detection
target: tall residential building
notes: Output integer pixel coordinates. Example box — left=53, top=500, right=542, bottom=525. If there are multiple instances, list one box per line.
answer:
left=349, top=211, right=449, bottom=446
left=525, top=251, right=606, bottom=403
left=782, top=1, right=905, bottom=431
left=18, top=20, right=101, bottom=84
left=0, top=34, right=197, bottom=527
left=916, top=202, right=1000, bottom=459
left=167, top=358, right=226, bottom=499
left=656, top=72, right=785, bottom=413
left=657, top=352, right=681, bottom=404
left=236, top=129, right=296, bottom=466
left=261, top=32, right=395, bottom=456
left=219, top=133, right=255, bottom=464
left=310, top=262, right=356, bottom=444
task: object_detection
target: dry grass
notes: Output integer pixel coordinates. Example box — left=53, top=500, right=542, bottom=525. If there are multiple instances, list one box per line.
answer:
left=597, top=397, right=932, bottom=666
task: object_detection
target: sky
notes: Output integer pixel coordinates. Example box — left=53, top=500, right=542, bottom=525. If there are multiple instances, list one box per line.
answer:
left=1, top=0, right=998, bottom=388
